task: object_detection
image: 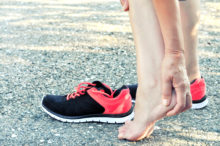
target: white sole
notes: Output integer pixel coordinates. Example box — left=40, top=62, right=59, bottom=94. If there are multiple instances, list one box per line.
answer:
left=133, top=99, right=208, bottom=110
left=191, top=98, right=208, bottom=109
left=41, top=105, right=134, bottom=124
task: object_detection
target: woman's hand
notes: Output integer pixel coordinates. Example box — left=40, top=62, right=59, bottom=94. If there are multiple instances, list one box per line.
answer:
left=121, top=0, right=191, bottom=116
left=161, top=52, right=192, bottom=116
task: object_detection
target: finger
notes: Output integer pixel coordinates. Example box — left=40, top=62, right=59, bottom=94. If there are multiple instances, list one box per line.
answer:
left=118, top=126, right=125, bottom=133
left=118, top=123, right=128, bottom=139
left=118, top=129, right=125, bottom=139
left=182, top=93, right=192, bottom=112
left=166, top=87, right=186, bottom=116
left=162, top=78, right=172, bottom=106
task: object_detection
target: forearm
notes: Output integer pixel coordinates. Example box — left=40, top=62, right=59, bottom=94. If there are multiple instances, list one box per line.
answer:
left=153, top=0, right=184, bottom=55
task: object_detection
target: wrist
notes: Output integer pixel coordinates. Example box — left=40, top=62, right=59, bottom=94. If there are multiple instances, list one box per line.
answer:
left=164, top=35, right=184, bottom=56
left=164, top=49, right=185, bottom=63
left=165, top=48, right=184, bottom=57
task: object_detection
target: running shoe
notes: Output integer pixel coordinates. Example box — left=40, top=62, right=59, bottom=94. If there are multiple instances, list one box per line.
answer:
left=118, top=77, right=208, bottom=109
left=190, top=77, right=208, bottom=109
left=41, top=81, right=134, bottom=123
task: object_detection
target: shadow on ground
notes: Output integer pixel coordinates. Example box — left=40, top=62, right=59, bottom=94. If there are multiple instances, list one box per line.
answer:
left=0, top=0, right=219, bottom=145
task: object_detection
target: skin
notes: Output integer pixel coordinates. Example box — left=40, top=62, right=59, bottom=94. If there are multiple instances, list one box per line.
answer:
left=120, top=0, right=201, bottom=81
left=153, top=0, right=191, bottom=116
left=180, top=0, right=201, bottom=81
left=118, top=0, right=176, bottom=140
left=118, top=0, right=197, bottom=141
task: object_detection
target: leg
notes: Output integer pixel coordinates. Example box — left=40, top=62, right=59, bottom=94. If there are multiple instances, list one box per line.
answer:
left=180, top=0, right=201, bottom=82
left=118, top=0, right=176, bottom=141
left=120, top=0, right=204, bottom=110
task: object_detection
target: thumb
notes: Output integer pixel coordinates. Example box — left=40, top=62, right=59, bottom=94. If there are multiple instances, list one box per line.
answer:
left=162, top=79, right=172, bottom=106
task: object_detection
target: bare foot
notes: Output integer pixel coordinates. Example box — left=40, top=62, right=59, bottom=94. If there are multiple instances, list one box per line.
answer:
left=118, top=86, right=176, bottom=141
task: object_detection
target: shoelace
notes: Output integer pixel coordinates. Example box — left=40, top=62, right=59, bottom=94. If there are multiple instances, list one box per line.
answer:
left=66, top=82, right=117, bottom=100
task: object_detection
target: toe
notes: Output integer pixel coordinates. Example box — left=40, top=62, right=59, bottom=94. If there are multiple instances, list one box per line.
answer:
left=118, top=127, right=124, bottom=134
left=118, top=122, right=134, bottom=140
left=125, top=120, right=131, bottom=124
left=118, top=130, right=125, bottom=139
left=118, top=125, right=127, bottom=139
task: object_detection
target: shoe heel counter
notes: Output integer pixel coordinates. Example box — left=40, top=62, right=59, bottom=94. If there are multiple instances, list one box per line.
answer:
left=191, top=78, right=206, bottom=101
left=107, top=88, right=132, bottom=114
left=119, top=88, right=132, bottom=113
left=198, top=78, right=206, bottom=97
left=203, top=78, right=206, bottom=95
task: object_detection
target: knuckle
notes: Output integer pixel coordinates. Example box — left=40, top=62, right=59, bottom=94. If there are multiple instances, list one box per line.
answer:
left=162, top=92, right=171, bottom=97
left=180, top=82, right=187, bottom=89
left=188, top=92, right=192, bottom=97
left=178, top=81, right=190, bottom=91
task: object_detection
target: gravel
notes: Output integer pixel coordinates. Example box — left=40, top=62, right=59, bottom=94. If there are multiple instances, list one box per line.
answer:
left=0, top=0, right=219, bottom=145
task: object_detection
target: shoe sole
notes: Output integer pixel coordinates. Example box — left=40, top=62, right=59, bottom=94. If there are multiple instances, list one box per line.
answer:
left=41, top=104, right=134, bottom=124
left=191, top=95, right=208, bottom=109
left=132, top=96, right=208, bottom=110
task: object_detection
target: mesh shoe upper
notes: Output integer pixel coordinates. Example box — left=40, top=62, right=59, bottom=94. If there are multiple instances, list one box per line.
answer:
left=42, top=81, right=132, bottom=116
left=42, top=93, right=105, bottom=116
left=190, top=77, right=206, bottom=101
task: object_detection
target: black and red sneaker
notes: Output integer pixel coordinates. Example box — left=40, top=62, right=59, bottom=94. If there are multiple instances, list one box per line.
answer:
left=119, top=77, right=208, bottom=109
left=41, top=81, right=134, bottom=123
left=190, top=77, right=208, bottom=109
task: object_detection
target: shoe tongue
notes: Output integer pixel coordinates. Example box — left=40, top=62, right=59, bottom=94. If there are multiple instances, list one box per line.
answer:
left=92, top=81, right=112, bottom=95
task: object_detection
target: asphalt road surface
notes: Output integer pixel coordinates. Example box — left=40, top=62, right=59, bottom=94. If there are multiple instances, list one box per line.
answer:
left=0, top=0, right=219, bottom=145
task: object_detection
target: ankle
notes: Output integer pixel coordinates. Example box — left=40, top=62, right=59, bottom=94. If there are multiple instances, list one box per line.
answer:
left=186, top=64, right=201, bottom=82
left=138, top=79, right=160, bottom=92
left=188, top=73, right=201, bottom=83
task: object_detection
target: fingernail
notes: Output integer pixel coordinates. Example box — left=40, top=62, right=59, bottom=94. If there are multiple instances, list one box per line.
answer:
left=163, top=99, right=168, bottom=106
